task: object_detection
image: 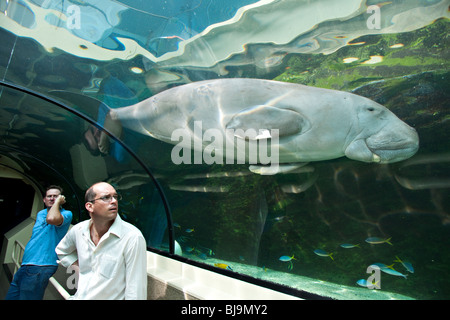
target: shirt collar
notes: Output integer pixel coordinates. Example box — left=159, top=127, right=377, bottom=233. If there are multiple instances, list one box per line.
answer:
left=108, top=213, right=123, bottom=238
left=82, top=213, right=124, bottom=239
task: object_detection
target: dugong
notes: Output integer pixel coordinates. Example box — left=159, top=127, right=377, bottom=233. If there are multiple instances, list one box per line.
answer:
left=109, top=78, right=419, bottom=174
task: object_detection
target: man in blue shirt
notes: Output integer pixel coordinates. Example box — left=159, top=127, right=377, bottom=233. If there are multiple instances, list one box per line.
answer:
left=5, top=185, right=73, bottom=300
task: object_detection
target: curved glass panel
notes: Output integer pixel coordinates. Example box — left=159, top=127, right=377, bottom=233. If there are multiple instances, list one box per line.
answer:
left=1, top=0, right=449, bottom=299
left=0, top=83, right=172, bottom=251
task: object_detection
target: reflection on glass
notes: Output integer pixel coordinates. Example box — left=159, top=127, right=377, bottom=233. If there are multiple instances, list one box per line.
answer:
left=0, top=83, right=171, bottom=252
left=0, top=0, right=449, bottom=300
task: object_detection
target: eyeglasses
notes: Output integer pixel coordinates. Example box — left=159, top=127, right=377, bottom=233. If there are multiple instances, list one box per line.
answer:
left=88, top=194, right=122, bottom=203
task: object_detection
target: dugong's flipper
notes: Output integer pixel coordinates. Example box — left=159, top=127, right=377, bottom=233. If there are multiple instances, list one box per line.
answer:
left=226, top=105, right=310, bottom=139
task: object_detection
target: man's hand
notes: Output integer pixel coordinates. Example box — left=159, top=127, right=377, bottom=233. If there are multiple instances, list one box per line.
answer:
left=56, top=194, right=66, bottom=205
left=47, top=195, right=66, bottom=226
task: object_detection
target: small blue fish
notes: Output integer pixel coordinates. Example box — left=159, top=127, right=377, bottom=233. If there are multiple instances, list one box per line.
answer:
left=365, top=237, right=392, bottom=245
left=356, top=279, right=380, bottom=289
left=356, top=279, right=369, bottom=287
left=369, top=263, right=407, bottom=279
left=197, top=245, right=215, bottom=256
left=314, top=249, right=334, bottom=260
left=185, top=228, right=195, bottom=233
left=279, top=255, right=296, bottom=271
left=340, top=243, right=360, bottom=249
left=279, top=255, right=296, bottom=262
left=380, top=267, right=408, bottom=279
left=185, top=246, right=195, bottom=253
left=394, top=256, right=414, bottom=273
left=370, top=262, right=392, bottom=269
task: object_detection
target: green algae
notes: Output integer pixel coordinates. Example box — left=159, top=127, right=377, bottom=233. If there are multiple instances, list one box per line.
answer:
left=274, top=19, right=449, bottom=92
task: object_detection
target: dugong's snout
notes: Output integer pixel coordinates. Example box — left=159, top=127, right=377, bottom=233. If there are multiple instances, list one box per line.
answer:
left=366, top=123, right=419, bottom=163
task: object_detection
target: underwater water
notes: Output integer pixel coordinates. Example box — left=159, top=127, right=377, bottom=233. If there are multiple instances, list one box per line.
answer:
left=0, top=0, right=449, bottom=299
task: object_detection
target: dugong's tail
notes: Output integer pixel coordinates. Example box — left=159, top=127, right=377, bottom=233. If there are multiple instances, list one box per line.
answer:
left=108, top=98, right=162, bottom=138
left=48, top=89, right=149, bottom=136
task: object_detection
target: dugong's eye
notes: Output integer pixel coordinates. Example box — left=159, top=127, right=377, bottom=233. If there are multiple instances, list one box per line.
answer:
left=367, top=107, right=375, bottom=112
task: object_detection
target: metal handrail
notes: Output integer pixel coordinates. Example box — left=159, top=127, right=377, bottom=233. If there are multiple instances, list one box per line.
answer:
left=11, top=240, right=71, bottom=300
left=11, top=240, right=25, bottom=274
left=49, top=277, right=71, bottom=300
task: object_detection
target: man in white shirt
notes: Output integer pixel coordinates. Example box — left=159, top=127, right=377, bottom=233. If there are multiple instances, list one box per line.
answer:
left=56, top=182, right=147, bottom=300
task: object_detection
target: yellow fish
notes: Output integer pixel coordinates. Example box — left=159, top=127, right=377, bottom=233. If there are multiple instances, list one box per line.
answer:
left=214, top=263, right=233, bottom=271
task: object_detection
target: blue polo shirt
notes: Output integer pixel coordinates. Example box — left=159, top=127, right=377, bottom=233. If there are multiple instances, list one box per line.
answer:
left=22, top=208, right=73, bottom=266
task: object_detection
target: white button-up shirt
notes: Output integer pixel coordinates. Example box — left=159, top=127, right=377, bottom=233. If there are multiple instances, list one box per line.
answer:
left=56, top=214, right=147, bottom=300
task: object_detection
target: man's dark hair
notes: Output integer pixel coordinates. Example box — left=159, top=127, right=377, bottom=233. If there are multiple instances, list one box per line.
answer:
left=45, top=185, right=63, bottom=196
left=85, top=184, right=97, bottom=203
